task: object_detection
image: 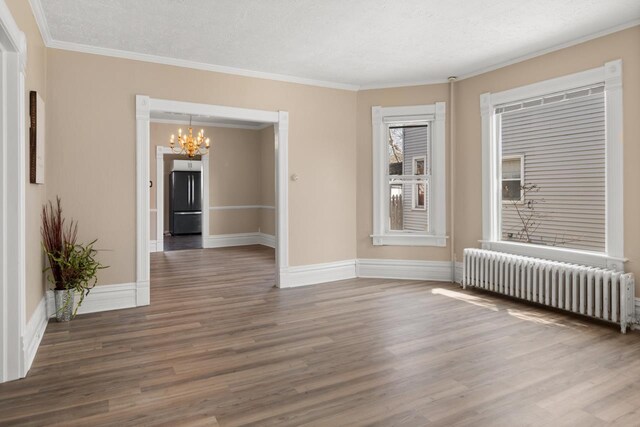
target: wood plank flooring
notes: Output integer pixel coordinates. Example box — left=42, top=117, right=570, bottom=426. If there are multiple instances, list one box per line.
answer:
left=162, top=234, right=203, bottom=251
left=2, top=245, right=640, bottom=426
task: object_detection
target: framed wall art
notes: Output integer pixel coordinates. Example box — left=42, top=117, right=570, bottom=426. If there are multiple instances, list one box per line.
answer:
left=29, top=90, right=45, bottom=184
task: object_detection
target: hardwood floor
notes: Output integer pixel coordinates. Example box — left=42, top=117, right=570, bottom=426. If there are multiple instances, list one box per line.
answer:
left=2, top=245, right=640, bottom=426
left=162, top=234, right=203, bottom=251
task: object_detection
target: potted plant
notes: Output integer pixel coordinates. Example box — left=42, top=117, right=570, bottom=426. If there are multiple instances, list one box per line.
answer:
left=41, top=197, right=107, bottom=322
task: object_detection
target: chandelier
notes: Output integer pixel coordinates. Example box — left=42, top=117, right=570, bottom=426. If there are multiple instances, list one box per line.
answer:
left=169, top=116, right=210, bottom=158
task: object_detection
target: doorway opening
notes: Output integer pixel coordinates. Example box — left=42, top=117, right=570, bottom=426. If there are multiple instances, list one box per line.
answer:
left=136, top=96, right=288, bottom=306
left=151, top=139, right=205, bottom=252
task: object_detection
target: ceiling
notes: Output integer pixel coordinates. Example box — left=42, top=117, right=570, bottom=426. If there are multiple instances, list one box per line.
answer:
left=34, top=0, right=640, bottom=89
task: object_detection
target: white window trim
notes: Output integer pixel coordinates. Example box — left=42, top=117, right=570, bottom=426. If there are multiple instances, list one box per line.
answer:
left=412, top=156, right=427, bottom=211
left=501, top=154, right=524, bottom=203
left=480, top=60, right=624, bottom=270
left=371, top=103, right=447, bottom=247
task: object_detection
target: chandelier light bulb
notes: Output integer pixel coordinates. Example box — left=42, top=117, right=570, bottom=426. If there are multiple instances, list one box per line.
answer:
left=167, top=118, right=210, bottom=158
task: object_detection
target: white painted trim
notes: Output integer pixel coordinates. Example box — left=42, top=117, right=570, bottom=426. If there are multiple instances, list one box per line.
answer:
left=46, top=41, right=359, bottom=91
left=209, top=205, right=276, bottom=210
left=202, top=154, right=210, bottom=239
left=278, top=258, right=466, bottom=288
left=279, top=260, right=357, bottom=288
left=432, top=102, right=447, bottom=238
left=0, top=0, right=28, bottom=383
left=202, top=232, right=275, bottom=249
left=357, top=259, right=453, bottom=281
left=257, top=233, right=276, bottom=248
left=455, top=261, right=464, bottom=284
left=149, top=240, right=159, bottom=253
left=488, top=66, right=605, bottom=106
left=603, top=60, right=624, bottom=261
left=150, top=98, right=280, bottom=124
left=138, top=97, right=287, bottom=293
left=46, top=282, right=138, bottom=317
left=371, top=234, right=447, bottom=247
left=480, top=61, right=625, bottom=271
left=21, top=296, right=47, bottom=376
left=479, top=240, right=626, bottom=271
left=371, top=103, right=447, bottom=246
left=135, top=95, right=151, bottom=308
left=275, top=111, right=289, bottom=284
left=27, top=0, right=52, bottom=45
left=150, top=117, right=271, bottom=131
left=155, top=145, right=170, bottom=251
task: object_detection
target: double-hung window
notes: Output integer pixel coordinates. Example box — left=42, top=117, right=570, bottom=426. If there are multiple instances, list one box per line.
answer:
left=480, top=60, right=624, bottom=270
left=371, top=103, right=447, bottom=246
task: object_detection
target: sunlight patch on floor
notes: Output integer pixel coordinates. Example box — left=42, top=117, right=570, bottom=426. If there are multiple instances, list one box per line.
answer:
left=431, top=287, right=499, bottom=311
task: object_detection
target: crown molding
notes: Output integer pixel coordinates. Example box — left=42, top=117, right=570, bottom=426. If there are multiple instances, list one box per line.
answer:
left=45, top=38, right=360, bottom=91
left=27, top=0, right=640, bottom=92
left=27, top=0, right=52, bottom=45
left=457, top=19, right=640, bottom=81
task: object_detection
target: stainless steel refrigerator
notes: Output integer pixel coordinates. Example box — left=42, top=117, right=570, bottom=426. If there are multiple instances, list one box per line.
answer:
left=169, top=171, right=202, bottom=235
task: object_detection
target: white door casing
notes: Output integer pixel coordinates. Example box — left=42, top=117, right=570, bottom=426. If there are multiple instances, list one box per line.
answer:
left=0, top=1, right=28, bottom=382
left=136, top=96, right=288, bottom=296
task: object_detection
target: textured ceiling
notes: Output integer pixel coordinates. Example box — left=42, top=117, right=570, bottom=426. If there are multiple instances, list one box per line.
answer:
left=37, top=0, right=640, bottom=88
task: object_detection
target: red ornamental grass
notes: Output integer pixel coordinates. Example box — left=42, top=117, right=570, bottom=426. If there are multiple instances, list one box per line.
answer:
left=41, top=196, right=78, bottom=290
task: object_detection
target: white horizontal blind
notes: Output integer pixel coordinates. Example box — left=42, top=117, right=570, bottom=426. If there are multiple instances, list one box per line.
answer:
left=499, top=85, right=605, bottom=252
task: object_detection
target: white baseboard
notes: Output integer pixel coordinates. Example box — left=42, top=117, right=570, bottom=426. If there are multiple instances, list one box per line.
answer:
left=149, top=240, right=163, bottom=253
left=203, top=232, right=275, bottom=249
left=46, top=282, right=139, bottom=317
left=356, top=259, right=455, bottom=282
left=455, top=261, right=464, bottom=284
left=21, top=296, right=48, bottom=375
left=257, top=233, right=276, bottom=248
left=279, top=260, right=357, bottom=288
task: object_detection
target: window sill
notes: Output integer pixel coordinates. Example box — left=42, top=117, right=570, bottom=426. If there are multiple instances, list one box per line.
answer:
left=479, top=240, right=626, bottom=271
left=372, top=234, right=448, bottom=247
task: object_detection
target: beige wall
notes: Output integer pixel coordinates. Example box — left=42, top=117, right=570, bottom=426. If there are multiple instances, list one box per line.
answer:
left=6, top=0, right=48, bottom=321
left=453, top=25, right=640, bottom=289
left=46, top=50, right=356, bottom=286
left=356, top=84, right=452, bottom=261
